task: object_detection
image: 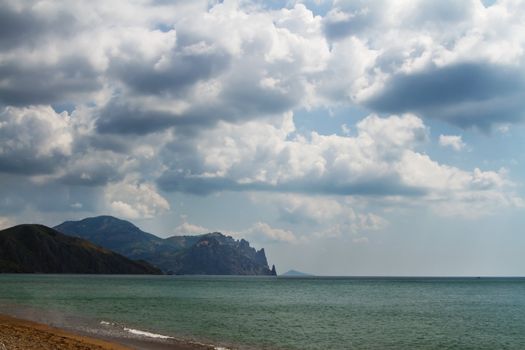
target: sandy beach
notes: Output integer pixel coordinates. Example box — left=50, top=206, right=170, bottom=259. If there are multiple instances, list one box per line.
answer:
left=0, top=313, right=130, bottom=350
left=0, top=314, right=214, bottom=350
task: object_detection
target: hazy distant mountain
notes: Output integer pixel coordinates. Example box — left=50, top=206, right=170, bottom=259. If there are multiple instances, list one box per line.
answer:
left=0, top=224, right=161, bottom=274
left=282, top=269, right=312, bottom=276
left=55, top=216, right=276, bottom=276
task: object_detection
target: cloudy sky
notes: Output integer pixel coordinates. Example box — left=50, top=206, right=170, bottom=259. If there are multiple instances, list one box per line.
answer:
left=1, top=0, right=525, bottom=276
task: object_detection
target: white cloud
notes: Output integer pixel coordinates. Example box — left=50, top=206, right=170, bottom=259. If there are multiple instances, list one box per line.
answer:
left=169, top=215, right=298, bottom=244
left=323, top=0, right=525, bottom=128
left=1, top=0, right=524, bottom=130
left=164, top=112, right=427, bottom=193
left=0, top=106, right=73, bottom=174
left=439, top=134, right=466, bottom=151
left=158, top=111, right=520, bottom=218
left=165, top=113, right=471, bottom=192
left=104, top=178, right=170, bottom=219
left=274, top=194, right=345, bottom=224
left=173, top=215, right=210, bottom=235
left=356, top=212, right=388, bottom=231
left=249, top=192, right=388, bottom=241
left=242, top=222, right=299, bottom=244
left=0, top=0, right=522, bottom=224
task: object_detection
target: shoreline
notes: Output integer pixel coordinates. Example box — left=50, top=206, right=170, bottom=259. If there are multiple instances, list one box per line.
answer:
left=0, top=313, right=216, bottom=350
left=0, top=313, right=129, bottom=350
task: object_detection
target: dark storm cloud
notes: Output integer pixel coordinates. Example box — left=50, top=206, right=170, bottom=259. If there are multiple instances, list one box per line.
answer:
left=365, top=62, right=525, bottom=128
left=0, top=154, right=62, bottom=175
left=0, top=57, right=102, bottom=106
left=157, top=171, right=426, bottom=197
left=157, top=173, right=241, bottom=195
left=219, top=77, right=301, bottom=118
left=111, top=45, right=230, bottom=96
left=0, top=2, right=76, bottom=49
left=97, top=69, right=302, bottom=136
left=81, top=133, right=133, bottom=154
left=96, top=100, right=179, bottom=135
left=0, top=2, right=101, bottom=106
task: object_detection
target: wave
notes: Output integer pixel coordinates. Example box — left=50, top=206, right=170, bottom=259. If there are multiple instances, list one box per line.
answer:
left=100, top=320, right=173, bottom=339
left=100, top=320, right=231, bottom=349
left=123, top=327, right=174, bottom=339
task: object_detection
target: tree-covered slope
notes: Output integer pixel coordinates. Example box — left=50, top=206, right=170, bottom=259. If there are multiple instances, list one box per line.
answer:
left=0, top=224, right=161, bottom=274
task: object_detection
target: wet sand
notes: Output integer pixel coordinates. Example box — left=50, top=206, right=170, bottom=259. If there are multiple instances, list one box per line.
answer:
left=0, top=314, right=214, bottom=350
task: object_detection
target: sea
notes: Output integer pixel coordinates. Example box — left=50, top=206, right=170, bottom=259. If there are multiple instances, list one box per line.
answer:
left=0, top=275, right=524, bottom=349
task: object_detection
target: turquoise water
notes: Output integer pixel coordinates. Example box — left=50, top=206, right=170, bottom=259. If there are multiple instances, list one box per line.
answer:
left=1, top=275, right=525, bottom=349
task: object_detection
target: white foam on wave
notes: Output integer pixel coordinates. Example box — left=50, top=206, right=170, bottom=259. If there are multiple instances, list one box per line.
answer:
left=101, top=320, right=230, bottom=349
left=123, top=327, right=174, bottom=339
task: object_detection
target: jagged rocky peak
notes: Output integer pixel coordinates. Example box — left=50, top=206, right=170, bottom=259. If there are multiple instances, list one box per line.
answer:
left=255, top=248, right=269, bottom=266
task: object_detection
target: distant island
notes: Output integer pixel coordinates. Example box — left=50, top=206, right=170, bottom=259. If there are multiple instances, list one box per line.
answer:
left=282, top=269, right=313, bottom=277
left=0, top=224, right=161, bottom=274
left=55, top=215, right=276, bottom=275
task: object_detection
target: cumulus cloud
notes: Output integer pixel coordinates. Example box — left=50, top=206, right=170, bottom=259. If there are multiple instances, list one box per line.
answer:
left=90, top=2, right=329, bottom=135
left=104, top=178, right=170, bottom=219
left=322, top=0, right=525, bottom=128
left=173, top=215, right=210, bottom=235
left=0, top=106, right=73, bottom=174
left=158, top=113, right=436, bottom=197
left=242, top=222, right=299, bottom=244
left=439, top=135, right=466, bottom=151
left=250, top=192, right=388, bottom=240
left=363, top=63, right=525, bottom=128
left=0, top=0, right=522, bottom=223
left=1, top=0, right=524, bottom=132
left=272, top=194, right=346, bottom=224
left=159, top=113, right=429, bottom=195
left=168, top=214, right=300, bottom=244
left=158, top=112, right=521, bottom=217
left=169, top=215, right=299, bottom=244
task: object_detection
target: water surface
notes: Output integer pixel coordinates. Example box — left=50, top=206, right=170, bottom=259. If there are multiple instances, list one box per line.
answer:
left=0, top=275, right=524, bottom=349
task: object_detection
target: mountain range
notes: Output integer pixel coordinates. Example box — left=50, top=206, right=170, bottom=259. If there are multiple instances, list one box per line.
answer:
left=54, top=215, right=276, bottom=275
left=0, top=224, right=161, bottom=274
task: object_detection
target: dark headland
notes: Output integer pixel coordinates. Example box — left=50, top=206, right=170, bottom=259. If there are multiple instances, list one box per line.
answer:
left=0, top=224, right=161, bottom=274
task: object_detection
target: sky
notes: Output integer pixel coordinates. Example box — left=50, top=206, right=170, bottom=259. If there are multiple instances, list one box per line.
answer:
left=1, top=0, right=525, bottom=276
